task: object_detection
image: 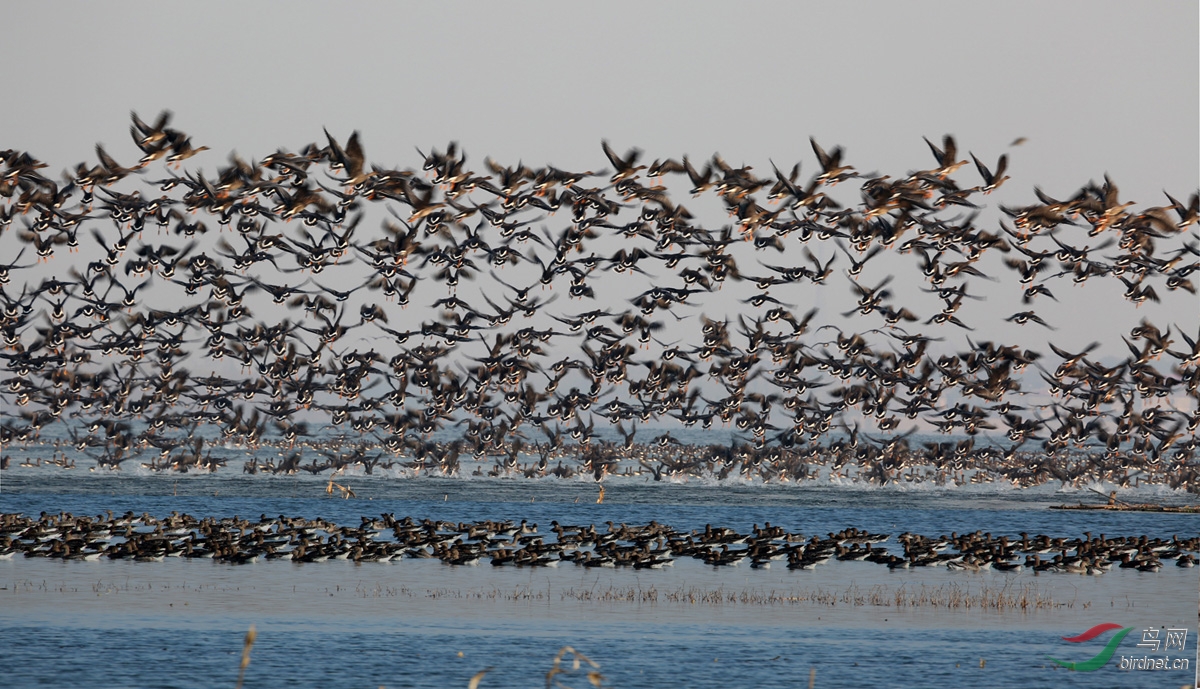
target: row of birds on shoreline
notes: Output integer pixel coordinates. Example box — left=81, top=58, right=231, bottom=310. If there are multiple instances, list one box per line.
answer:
left=2, top=511, right=1193, bottom=573
left=1, top=112, right=1197, bottom=489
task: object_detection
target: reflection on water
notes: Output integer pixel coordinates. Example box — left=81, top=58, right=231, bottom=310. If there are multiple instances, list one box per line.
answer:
left=4, top=555, right=1195, bottom=631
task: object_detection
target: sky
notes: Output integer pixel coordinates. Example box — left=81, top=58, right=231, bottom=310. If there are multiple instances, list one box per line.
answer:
left=3, top=2, right=1195, bottom=201
left=1, top=1, right=1197, bottom=417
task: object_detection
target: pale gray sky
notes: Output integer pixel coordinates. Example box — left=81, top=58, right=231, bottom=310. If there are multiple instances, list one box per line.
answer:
left=4, top=2, right=1195, bottom=201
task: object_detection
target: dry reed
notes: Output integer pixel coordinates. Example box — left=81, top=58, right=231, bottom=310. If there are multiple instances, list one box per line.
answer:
left=235, top=625, right=256, bottom=689
left=344, top=581, right=1083, bottom=612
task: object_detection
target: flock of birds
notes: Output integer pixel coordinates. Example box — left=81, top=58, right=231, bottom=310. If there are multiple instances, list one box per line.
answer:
left=2, top=511, right=1195, bottom=573
left=1, top=111, right=1197, bottom=490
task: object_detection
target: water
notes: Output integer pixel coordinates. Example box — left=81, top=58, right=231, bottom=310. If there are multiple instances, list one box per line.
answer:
left=0, top=620, right=1132, bottom=689
left=3, top=465, right=1198, bottom=688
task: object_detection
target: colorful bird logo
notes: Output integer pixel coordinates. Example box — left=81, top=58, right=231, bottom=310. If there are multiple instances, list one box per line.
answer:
left=1047, top=623, right=1134, bottom=671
